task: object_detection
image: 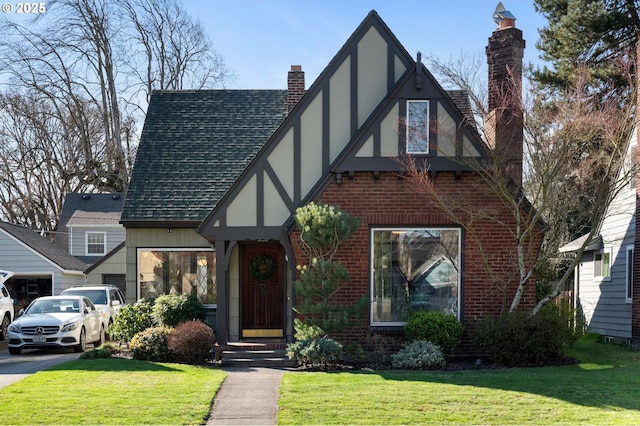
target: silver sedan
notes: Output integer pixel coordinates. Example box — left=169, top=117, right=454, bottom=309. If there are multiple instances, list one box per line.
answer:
left=7, top=296, right=105, bottom=355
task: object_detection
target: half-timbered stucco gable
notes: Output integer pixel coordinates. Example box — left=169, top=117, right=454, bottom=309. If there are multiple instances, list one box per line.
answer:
left=198, top=10, right=487, bottom=239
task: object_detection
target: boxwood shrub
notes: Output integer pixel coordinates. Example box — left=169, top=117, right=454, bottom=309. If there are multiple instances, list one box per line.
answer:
left=404, top=310, right=463, bottom=354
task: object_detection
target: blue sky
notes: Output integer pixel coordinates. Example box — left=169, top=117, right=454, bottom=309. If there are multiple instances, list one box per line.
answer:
left=183, top=1, right=549, bottom=89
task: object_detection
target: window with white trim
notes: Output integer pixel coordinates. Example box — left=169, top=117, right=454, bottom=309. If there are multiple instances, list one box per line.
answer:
left=406, top=100, right=429, bottom=154
left=626, top=245, right=633, bottom=302
left=594, top=248, right=611, bottom=280
left=137, top=249, right=216, bottom=305
left=371, top=227, right=460, bottom=325
left=86, top=232, right=106, bottom=255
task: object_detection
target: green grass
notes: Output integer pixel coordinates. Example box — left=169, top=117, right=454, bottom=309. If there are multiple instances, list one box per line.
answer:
left=0, top=358, right=226, bottom=425
left=278, top=337, right=640, bottom=425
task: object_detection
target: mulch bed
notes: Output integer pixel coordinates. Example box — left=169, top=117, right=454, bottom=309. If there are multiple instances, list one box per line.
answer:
left=296, top=355, right=580, bottom=372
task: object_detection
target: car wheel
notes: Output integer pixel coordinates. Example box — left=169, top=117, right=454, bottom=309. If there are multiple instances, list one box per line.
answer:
left=95, top=325, right=105, bottom=348
left=0, top=314, right=10, bottom=341
left=8, top=347, right=21, bottom=355
left=74, top=327, right=86, bottom=353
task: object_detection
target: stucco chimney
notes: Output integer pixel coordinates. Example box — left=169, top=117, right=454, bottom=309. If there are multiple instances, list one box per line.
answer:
left=287, top=65, right=305, bottom=112
left=486, top=3, right=525, bottom=186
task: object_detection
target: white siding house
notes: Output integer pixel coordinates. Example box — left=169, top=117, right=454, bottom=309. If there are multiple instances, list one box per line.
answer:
left=562, top=127, right=637, bottom=342
left=0, top=221, right=87, bottom=312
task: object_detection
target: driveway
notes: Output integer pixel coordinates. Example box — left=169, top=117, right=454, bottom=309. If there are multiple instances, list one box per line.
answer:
left=0, top=343, right=80, bottom=389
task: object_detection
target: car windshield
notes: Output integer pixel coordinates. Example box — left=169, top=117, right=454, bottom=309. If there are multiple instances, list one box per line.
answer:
left=63, top=289, right=107, bottom=305
left=27, top=299, right=80, bottom=314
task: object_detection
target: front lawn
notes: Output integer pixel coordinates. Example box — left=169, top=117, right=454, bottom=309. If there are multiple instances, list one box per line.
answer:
left=0, top=358, right=225, bottom=425
left=278, top=337, right=640, bottom=424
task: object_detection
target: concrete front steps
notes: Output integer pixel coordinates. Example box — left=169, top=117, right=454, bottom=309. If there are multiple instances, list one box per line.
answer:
left=218, top=341, right=297, bottom=368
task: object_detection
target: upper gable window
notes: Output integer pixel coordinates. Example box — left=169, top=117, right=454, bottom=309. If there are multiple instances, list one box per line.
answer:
left=86, top=232, right=106, bottom=256
left=406, top=100, right=429, bottom=154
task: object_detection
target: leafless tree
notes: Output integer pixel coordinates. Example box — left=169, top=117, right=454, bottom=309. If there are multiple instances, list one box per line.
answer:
left=0, top=91, right=106, bottom=233
left=0, top=0, right=231, bottom=234
left=121, top=0, right=233, bottom=104
left=405, top=62, right=635, bottom=315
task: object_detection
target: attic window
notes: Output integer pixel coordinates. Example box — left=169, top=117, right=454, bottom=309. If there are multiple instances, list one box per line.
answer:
left=406, top=100, right=429, bottom=154
left=86, top=232, right=106, bottom=256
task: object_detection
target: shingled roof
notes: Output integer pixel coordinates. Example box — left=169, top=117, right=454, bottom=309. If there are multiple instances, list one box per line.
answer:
left=55, top=193, right=125, bottom=250
left=121, top=90, right=288, bottom=225
left=0, top=221, right=88, bottom=271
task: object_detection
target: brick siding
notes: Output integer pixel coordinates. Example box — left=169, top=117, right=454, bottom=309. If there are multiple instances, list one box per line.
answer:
left=289, top=170, right=538, bottom=354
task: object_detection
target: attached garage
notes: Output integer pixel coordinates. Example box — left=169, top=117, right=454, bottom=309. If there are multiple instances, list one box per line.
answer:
left=0, top=221, right=87, bottom=314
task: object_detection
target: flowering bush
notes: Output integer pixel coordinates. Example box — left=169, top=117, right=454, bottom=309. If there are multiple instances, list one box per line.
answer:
left=391, top=340, right=445, bottom=369
left=129, top=326, right=173, bottom=362
left=167, top=320, right=216, bottom=364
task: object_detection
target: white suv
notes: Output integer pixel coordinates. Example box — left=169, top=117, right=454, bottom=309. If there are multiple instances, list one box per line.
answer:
left=0, top=270, right=15, bottom=341
left=60, top=285, right=127, bottom=332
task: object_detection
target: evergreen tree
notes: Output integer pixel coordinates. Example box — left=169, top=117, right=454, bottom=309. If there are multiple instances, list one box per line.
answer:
left=533, top=0, right=639, bottom=98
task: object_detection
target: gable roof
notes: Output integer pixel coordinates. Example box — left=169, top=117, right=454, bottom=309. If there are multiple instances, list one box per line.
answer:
left=121, top=90, right=288, bottom=225
left=84, top=241, right=125, bottom=274
left=0, top=221, right=88, bottom=272
left=197, top=10, right=490, bottom=239
left=55, top=193, right=125, bottom=250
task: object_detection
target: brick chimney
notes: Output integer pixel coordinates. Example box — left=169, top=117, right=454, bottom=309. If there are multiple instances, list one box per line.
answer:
left=287, top=65, right=305, bottom=112
left=486, top=3, right=525, bottom=186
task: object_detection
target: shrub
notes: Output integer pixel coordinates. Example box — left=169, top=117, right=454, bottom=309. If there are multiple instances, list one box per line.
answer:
left=292, top=318, right=323, bottom=340
left=364, top=332, right=404, bottom=368
left=473, top=302, right=581, bottom=365
left=391, top=340, right=445, bottom=369
left=129, top=326, right=174, bottom=362
left=287, top=318, right=342, bottom=367
left=152, top=293, right=206, bottom=327
left=108, top=299, right=155, bottom=344
left=404, top=310, right=463, bottom=354
left=167, top=320, right=216, bottom=364
left=79, top=343, right=118, bottom=360
left=286, top=336, right=343, bottom=368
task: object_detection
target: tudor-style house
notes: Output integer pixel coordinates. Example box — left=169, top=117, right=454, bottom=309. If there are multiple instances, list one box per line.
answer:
left=121, top=9, right=535, bottom=351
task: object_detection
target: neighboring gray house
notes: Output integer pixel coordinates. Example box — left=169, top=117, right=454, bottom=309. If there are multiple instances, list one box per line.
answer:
left=0, top=221, right=88, bottom=312
left=561, top=126, right=637, bottom=343
left=55, top=193, right=126, bottom=263
left=55, top=193, right=127, bottom=293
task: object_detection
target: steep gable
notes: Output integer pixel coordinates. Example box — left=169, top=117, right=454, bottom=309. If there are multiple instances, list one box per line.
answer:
left=121, top=90, right=288, bottom=226
left=199, top=10, right=487, bottom=239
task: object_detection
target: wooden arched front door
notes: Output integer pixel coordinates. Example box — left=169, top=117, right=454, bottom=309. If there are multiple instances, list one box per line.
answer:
left=241, top=243, right=284, bottom=338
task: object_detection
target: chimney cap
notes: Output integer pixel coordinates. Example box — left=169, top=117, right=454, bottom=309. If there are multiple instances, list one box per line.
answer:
left=290, top=65, right=302, bottom=71
left=493, top=2, right=516, bottom=28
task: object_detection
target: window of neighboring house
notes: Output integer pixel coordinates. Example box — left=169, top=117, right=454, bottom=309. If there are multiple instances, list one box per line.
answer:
left=406, top=100, right=430, bottom=154
left=86, top=232, right=106, bottom=255
left=626, top=245, right=634, bottom=302
left=626, top=144, right=636, bottom=193
left=371, top=227, right=460, bottom=325
left=594, top=248, right=611, bottom=280
left=137, top=249, right=216, bottom=305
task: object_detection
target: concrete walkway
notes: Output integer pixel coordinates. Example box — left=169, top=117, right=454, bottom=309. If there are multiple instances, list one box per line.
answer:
left=205, top=367, right=287, bottom=425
